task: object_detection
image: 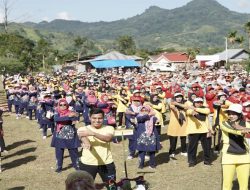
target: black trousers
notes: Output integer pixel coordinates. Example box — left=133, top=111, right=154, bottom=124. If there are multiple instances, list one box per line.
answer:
left=79, top=162, right=116, bottom=182
left=0, top=135, right=6, bottom=151
left=169, top=136, right=187, bottom=155
left=187, top=133, right=210, bottom=164
left=117, top=112, right=124, bottom=126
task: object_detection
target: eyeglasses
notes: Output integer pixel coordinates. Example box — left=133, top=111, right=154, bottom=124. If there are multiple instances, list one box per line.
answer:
left=59, top=104, right=67, bottom=106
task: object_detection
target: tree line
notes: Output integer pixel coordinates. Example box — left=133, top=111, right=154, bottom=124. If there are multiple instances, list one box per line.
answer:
left=0, top=17, right=250, bottom=75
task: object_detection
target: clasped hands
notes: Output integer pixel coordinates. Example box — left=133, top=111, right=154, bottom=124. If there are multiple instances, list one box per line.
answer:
left=233, top=124, right=250, bottom=135
left=68, top=112, right=79, bottom=117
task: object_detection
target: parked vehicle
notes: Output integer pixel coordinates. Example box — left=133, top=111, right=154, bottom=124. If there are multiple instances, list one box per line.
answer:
left=146, top=62, right=176, bottom=72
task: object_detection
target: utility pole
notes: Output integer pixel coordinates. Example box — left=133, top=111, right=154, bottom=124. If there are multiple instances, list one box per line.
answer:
left=225, top=37, right=228, bottom=69
left=1, top=0, right=10, bottom=33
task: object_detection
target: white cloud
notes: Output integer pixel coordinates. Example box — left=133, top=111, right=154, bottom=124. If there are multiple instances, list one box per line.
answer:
left=237, top=0, right=250, bottom=8
left=56, top=11, right=71, bottom=20
left=42, top=16, right=50, bottom=22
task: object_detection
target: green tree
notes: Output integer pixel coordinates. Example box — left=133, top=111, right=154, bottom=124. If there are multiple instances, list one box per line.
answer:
left=235, top=36, right=244, bottom=48
left=0, top=57, right=26, bottom=74
left=136, top=49, right=149, bottom=59
left=0, top=33, right=38, bottom=72
left=227, top=31, right=238, bottom=47
left=244, top=22, right=250, bottom=50
left=74, top=36, right=94, bottom=60
left=36, top=38, right=50, bottom=70
left=186, top=48, right=200, bottom=69
left=116, top=35, right=136, bottom=55
left=187, top=48, right=200, bottom=61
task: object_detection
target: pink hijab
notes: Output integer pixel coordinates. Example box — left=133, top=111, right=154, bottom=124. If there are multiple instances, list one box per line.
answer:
left=100, top=94, right=110, bottom=113
left=86, top=90, right=97, bottom=105
left=56, top=98, right=72, bottom=132
left=139, top=105, right=155, bottom=136
left=56, top=98, right=71, bottom=116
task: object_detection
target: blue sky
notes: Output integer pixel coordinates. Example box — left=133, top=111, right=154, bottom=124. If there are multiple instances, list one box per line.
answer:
left=1, top=0, right=250, bottom=23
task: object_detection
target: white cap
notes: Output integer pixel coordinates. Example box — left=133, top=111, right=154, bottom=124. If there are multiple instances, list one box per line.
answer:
left=133, top=90, right=140, bottom=94
left=193, top=97, right=203, bottom=102
left=217, top=92, right=227, bottom=97
left=226, top=104, right=243, bottom=114
left=243, top=102, right=250, bottom=107
left=156, top=85, right=162, bottom=89
left=174, top=92, right=183, bottom=97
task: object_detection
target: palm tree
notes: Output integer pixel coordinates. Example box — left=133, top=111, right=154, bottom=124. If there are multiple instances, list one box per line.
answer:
left=235, top=36, right=244, bottom=48
left=244, top=22, right=250, bottom=50
left=227, top=31, right=238, bottom=47
left=186, top=48, right=200, bottom=69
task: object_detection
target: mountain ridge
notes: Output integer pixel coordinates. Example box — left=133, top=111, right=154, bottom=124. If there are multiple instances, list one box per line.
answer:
left=14, top=0, right=250, bottom=51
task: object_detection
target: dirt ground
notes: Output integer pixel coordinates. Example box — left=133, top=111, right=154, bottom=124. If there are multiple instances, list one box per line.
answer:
left=0, top=113, right=241, bottom=190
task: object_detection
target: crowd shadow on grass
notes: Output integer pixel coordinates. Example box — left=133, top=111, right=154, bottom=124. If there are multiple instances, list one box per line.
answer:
left=6, top=139, right=36, bottom=150
left=155, top=152, right=169, bottom=166
left=3, top=147, right=37, bottom=160
left=160, top=133, right=169, bottom=142
left=62, top=164, right=73, bottom=171
left=2, top=155, right=37, bottom=171
left=196, top=150, right=219, bottom=165
left=7, top=186, right=25, bottom=190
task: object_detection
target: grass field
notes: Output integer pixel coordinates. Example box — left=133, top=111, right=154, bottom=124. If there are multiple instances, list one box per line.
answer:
left=0, top=113, right=242, bottom=190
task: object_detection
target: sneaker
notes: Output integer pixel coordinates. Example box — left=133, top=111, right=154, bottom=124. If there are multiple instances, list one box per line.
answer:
left=26, top=116, right=29, bottom=119
left=1, top=150, right=9, bottom=154
left=145, top=155, right=150, bottom=160
left=204, top=161, right=212, bottom=166
left=16, top=116, right=19, bottom=120
left=149, top=166, right=156, bottom=169
left=189, top=163, right=196, bottom=167
left=181, top=152, right=188, bottom=157
left=169, top=154, right=175, bottom=158
left=42, top=136, right=47, bottom=140
left=127, top=155, right=134, bottom=160
left=55, top=168, right=62, bottom=173
left=213, top=150, right=220, bottom=154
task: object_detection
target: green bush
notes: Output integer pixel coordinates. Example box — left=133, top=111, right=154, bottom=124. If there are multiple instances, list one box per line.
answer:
left=0, top=57, right=26, bottom=75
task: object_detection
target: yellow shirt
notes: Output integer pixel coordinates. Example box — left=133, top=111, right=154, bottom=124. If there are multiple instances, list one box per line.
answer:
left=167, top=103, right=187, bottom=137
left=79, top=125, right=114, bottom=166
left=213, top=100, right=231, bottom=126
left=186, top=107, right=210, bottom=134
left=114, top=94, right=129, bottom=113
left=221, top=121, right=250, bottom=165
left=151, top=103, right=164, bottom=127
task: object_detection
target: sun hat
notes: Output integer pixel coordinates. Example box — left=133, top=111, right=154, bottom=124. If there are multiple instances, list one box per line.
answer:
left=217, top=92, right=227, bottom=97
left=243, top=101, right=250, bottom=107
left=225, top=104, right=243, bottom=114
left=133, top=90, right=140, bottom=94
left=174, top=92, right=183, bottom=97
left=193, top=97, right=203, bottom=102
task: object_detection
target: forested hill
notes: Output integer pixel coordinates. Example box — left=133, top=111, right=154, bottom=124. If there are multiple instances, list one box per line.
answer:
left=17, top=0, right=250, bottom=50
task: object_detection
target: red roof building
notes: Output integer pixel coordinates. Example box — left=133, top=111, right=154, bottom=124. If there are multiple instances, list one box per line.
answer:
left=146, top=52, right=196, bottom=71
left=155, top=52, right=191, bottom=63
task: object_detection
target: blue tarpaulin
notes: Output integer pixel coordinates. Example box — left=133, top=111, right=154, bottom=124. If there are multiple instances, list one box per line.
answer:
left=90, top=60, right=140, bottom=68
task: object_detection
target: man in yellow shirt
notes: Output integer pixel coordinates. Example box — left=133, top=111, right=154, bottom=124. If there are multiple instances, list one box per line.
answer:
left=77, top=108, right=116, bottom=183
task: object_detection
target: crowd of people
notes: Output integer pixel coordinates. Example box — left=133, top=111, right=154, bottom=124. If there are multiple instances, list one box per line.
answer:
left=2, top=66, right=250, bottom=189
